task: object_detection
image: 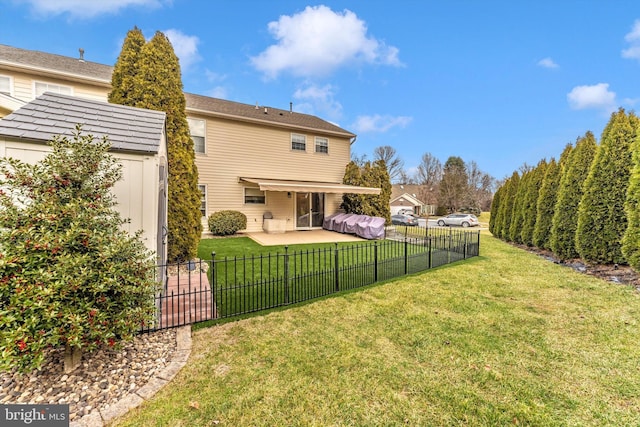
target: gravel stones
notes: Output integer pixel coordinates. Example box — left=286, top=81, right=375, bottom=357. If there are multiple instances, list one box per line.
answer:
left=0, top=329, right=177, bottom=422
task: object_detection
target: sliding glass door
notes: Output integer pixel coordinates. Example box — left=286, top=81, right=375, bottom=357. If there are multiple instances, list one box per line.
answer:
left=296, top=192, right=325, bottom=229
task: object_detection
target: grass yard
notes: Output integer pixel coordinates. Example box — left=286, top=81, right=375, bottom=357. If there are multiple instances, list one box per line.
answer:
left=117, top=233, right=640, bottom=426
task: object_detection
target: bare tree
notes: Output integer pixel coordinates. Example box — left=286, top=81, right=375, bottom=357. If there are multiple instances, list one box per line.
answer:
left=466, top=160, right=495, bottom=211
left=416, top=153, right=442, bottom=186
left=351, top=152, right=368, bottom=167
left=373, top=145, right=404, bottom=182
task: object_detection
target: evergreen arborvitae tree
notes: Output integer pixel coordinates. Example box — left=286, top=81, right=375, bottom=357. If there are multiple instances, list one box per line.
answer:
left=622, top=131, right=640, bottom=271
left=550, top=133, right=597, bottom=260
left=108, top=27, right=145, bottom=105
left=576, top=109, right=639, bottom=264
left=509, top=170, right=530, bottom=243
left=341, top=160, right=363, bottom=213
left=370, top=159, right=392, bottom=222
left=533, top=143, right=572, bottom=250
left=111, top=29, right=202, bottom=263
left=497, top=172, right=520, bottom=241
left=489, top=184, right=503, bottom=236
left=520, top=160, right=547, bottom=246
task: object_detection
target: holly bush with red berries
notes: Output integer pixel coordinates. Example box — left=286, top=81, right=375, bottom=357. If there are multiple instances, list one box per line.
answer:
left=0, top=126, right=158, bottom=373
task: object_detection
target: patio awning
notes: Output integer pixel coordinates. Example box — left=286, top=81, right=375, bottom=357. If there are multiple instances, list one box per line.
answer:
left=239, top=177, right=381, bottom=195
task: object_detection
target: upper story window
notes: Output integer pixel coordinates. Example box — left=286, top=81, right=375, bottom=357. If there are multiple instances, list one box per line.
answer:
left=34, top=81, right=72, bottom=97
left=0, top=75, right=11, bottom=96
left=198, top=184, right=207, bottom=217
left=244, top=187, right=266, bottom=204
left=315, top=137, right=329, bottom=154
left=291, top=134, right=306, bottom=151
left=187, top=117, right=206, bottom=154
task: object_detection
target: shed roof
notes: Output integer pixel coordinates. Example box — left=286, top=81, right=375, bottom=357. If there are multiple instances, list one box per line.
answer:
left=0, top=44, right=355, bottom=137
left=0, top=92, right=165, bottom=154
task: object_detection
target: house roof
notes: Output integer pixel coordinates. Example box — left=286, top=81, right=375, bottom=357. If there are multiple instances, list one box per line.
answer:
left=391, top=184, right=426, bottom=200
left=185, top=93, right=355, bottom=138
left=0, top=44, right=113, bottom=84
left=0, top=44, right=355, bottom=138
left=0, top=92, right=166, bottom=154
left=390, top=192, right=424, bottom=206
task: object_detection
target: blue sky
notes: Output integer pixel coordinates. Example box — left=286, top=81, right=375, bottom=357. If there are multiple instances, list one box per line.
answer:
left=1, top=1, right=640, bottom=181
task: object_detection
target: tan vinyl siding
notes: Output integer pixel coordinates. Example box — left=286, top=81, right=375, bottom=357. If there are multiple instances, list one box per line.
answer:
left=0, top=137, right=161, bottom=253
left=196, top=116, right=351, bottom=232
left=6, top=70, right=109, bottom=102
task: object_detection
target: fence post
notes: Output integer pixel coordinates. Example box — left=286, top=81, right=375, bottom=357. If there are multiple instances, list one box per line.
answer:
left=334, top=243, right=340, bottom=292
left=210, top=251, right=216, bottom=319
left=463, top=232, right=467, bottom=259
left=404, top=237, right=408, bottom=275
left=374, top=241, right=378, bottom=282
left=448, top=227, right=452, bottom=264
left=428, top=236, right=432, bottom=269
left=284, top=246, right=290, bottom=304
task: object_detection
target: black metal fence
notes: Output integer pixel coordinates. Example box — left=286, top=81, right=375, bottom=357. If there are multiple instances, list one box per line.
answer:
left=149, top=226, right=480, bottom=330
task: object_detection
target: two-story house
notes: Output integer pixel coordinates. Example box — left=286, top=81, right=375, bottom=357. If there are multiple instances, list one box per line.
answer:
left=0, top=44, right=378, bottom=234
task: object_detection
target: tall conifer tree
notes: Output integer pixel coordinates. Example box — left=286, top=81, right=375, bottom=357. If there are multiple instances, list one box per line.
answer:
left=576, top=110, right=638, bottom=264
left=108, top=27, right=145, bottom=105
left=533, top=144, right=572, bottom=249
left=520, top=160, right=547, bottom=246
left=550, top=133, right=597, bottom=260
left=111, top=29, right=202, bottom=262
left=622, top=122, right=640, bottom=270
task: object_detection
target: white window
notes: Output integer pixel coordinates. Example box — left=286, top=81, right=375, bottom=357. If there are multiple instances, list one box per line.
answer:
left=0, top=75, right=11, bottom=96
left=34, top=81, right=72, bottom=97
left=315, top=137, right=329, bottom=154
left=198, top=184, right=207, bottom=217
left=291, top=134, right=306, bottom=151
left=244, top=187, right=265, bottom=204
left=187, top=118, right=206, bottom=154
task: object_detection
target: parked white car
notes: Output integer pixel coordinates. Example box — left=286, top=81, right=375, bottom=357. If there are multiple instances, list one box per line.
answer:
left=437, top=213, right=479, bottom=228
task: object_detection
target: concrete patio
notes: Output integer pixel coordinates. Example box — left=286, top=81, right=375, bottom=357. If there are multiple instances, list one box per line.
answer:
left=245, top=229, right=366, bottom=246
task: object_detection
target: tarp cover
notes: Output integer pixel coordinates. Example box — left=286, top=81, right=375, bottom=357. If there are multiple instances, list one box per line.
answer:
left=323, top=213, right=385, bottom=240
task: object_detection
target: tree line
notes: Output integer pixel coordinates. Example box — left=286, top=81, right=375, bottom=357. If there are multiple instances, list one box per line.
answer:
left=490, top=108, right=640, bottom=271
left=354, top=146, right=495, bottom=214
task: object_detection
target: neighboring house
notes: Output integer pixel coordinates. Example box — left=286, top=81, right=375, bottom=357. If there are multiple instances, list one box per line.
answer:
left=0, top=44, right=379, bottom=234
left=391, top=184, right=436, bottom=216
left=390, top=193, right=425, bottom=216
left=0, top=92, right=168, bottom=264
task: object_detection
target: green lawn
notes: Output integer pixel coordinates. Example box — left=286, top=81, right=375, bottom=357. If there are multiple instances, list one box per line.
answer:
left=117, top=232, right=640, bottom=426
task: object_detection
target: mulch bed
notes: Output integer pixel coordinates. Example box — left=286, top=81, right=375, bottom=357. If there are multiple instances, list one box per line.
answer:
left=513, top=243, right=640, bottom=291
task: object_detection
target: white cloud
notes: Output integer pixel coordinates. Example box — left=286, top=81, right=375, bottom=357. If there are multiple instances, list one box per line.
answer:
left=351, top=114, right=412, bottom=133
left=293, top=83, right=343, bottom=120
left=15, top=0, right=170, bottom=19
left=567, top=83, right=616, bottom=111
left=207, top=86, right=228, bottom=99
left=163, top=29, right=200, bottom=71
left=205, top=70, right=227, bottom=83
left=250, top=5, right=402, bottom=79
left=622, top=20, right=640, bottom=60
left=537, top=57, right=558, bottom=69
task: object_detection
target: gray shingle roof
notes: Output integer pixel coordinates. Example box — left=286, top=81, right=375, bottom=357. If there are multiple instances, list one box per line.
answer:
left=185, top=93, right=355, bottom=138
left=0, top=92, right=165, bottom=154
left=0, top=44, right=355, bottom=137
left=0, top=44, right=113, bottom=82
